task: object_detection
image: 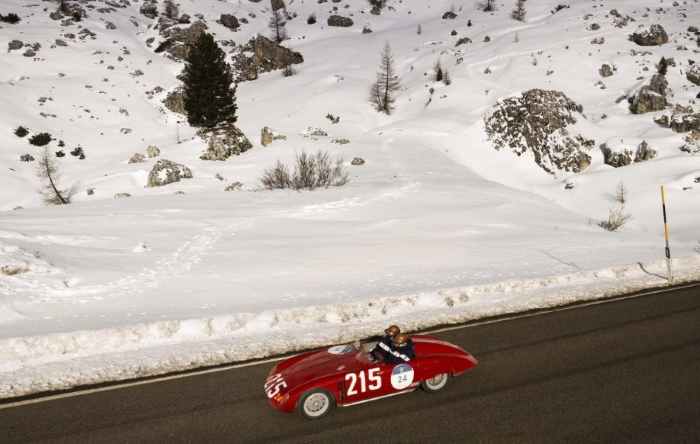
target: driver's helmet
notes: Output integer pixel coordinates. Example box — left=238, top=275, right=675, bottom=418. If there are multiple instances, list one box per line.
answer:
left=392, top=333, right=409, bottom=347
left=385, top=325, right=400, bottom=337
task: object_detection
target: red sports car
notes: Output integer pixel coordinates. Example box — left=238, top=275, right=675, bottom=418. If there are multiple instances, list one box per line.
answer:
left=264, top=334, right=478, bottom=419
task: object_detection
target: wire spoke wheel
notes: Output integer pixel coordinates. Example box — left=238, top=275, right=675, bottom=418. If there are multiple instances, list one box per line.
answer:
left=300, top=389, right=334, bottom=419
left=422, top=373, right=449, bottom=392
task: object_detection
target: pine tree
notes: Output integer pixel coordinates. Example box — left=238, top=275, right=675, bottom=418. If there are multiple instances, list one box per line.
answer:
left=512, top=0, right=526, bottom=21
left=269, top=9, right=287, bottom=43
left=182, top=32, right=238, bottom=128
left=370, top=43, right=401, bottom=114
left=484, top=0, right=496, bottom=12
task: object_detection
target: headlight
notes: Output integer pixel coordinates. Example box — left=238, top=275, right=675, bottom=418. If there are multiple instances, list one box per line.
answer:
left=273, top=392, right=290, bottom=404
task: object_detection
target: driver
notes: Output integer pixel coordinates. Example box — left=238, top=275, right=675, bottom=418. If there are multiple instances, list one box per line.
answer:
left=372, top=330, right=415, bottom=365
left=384, top=333, right=415, bottom=365
left=370, top=325, right=400, bottom=361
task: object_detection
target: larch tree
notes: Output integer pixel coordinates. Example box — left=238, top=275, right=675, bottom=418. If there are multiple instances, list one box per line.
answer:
left=182, top=32, right=238, bottom=128
left=36, top=148, right=71, bottom=205
left=269, top=9, right=287, bottom=43
left=370, top=43, right=401, bottom=114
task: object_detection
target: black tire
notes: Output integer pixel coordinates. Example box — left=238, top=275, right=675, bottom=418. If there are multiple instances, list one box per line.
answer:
left=298, top=388, right=335, bottom=420
left=421, top=373, right=450, bottom=393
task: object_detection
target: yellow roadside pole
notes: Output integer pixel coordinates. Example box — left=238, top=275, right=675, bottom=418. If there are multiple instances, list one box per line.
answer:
left=660, top=186, right=673, bottom=283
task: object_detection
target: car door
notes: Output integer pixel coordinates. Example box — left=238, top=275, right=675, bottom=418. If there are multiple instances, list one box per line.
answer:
left=340, top=360, right=386, bottom=404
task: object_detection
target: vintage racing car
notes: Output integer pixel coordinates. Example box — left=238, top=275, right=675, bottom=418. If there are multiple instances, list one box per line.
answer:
left=264, top=334, right=478, bottom=419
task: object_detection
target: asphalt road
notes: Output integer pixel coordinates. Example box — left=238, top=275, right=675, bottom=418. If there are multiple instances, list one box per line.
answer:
left=2, top=284, right=700, bottom=444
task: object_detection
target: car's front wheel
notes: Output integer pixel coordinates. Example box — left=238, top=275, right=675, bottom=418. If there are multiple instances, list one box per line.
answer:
left=421, top=373, right=449, bottom=393
left=298, top=388, right=335, bottom=420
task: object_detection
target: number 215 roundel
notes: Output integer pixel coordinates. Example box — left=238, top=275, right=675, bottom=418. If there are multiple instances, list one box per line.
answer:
left=264, top=334, right=478, bottom=419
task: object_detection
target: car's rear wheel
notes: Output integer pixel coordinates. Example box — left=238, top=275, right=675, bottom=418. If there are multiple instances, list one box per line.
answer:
left=299, top=389, right=335, bottom=420
left=421, top=373, right=449, bottom=392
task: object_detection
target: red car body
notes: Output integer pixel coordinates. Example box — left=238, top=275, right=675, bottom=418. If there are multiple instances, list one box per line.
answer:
left=264, top=334, right=478, bottom=417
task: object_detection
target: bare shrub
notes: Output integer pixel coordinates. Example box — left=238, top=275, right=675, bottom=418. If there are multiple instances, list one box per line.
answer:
left=599, top=206, right=630, bottom=231
left=261, top=151, right=348, bottom=190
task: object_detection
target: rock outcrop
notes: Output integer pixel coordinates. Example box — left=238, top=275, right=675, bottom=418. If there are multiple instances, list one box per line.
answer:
left=484, top=89, right=594, bottom=174
left=146, top=145, right=161, bottom=158
left=156, top=20, right=207, bottom=61
left=629, top=74, right=669, bottom=114
left=233, top=35, right=303, bottom=81
left=147, top=160, right=193, bottom=187
left=599, top=64, right=614, bottom=77
left=198, top=125, right=252, bottom=160
left=630, top=24, right=668, bottom=46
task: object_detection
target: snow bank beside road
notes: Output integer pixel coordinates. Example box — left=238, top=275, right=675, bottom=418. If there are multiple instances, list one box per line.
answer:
left=1, top=256, right=698, bottom=399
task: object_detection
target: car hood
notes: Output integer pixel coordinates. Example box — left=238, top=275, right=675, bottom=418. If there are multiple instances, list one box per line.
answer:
left=275, top=345, right=361, bottom=390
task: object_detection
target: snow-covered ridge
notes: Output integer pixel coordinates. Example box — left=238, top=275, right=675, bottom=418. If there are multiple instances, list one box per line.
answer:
left=2, top=256, right=699, bottom=398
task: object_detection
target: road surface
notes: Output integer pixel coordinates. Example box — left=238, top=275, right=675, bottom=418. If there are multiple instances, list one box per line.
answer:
left=2, top=283, right=700, bottom=443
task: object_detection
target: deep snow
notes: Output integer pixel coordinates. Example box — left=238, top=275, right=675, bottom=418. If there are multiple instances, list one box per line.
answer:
left=0, top=0, right=699, bottom=397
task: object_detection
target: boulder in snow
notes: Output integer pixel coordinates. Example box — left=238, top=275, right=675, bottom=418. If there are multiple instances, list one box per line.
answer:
left=128, top=153, right=146, bottom=164
left=327, top=15, right=353, bottom=27
left=630, top=24, right=668, bottom=46
left=147, top=160, right=193, bottom=187
left=219, top=14, right=240, bottom=31
left=199, top=125, right=252, bottom=161
left=484, top=89, right=594, bottom=174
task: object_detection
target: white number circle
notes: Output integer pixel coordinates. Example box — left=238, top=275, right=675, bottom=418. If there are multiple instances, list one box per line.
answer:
left=390, top=364, right=414, bottom=390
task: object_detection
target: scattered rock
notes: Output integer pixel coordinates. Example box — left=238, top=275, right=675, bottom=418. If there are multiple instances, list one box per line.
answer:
left=219, top=14, right=240, bottom=31
left=362, top=25, right=372, bottom=34
left=23, top=49, right=36, bottom=57
left=630, top=24, right=668, bottom=46
left=233, top=35, right=304, bottom=81
left=147, top=159, right=193, bottom=187
left=484, top=89, right=594, bottom=174
left=600, top=145, right=633, bottom=168
left=55, top=39, right=68, bottom=47
left=332, top=138, right=350, bottom=145
left=8, top=40, right=23, bottom=51
left=128, top=153, right=146, bottom=164
left=86, top=188, right=95, bottom=196
left=224, top=182, right=243, bottom=191
left=146, top=145, right=161, bottom=158
left=271, top=0, right=286, bottom=11
left=634, top=140, right=657, bottom=162
left=442, top=11, right=457, bottom=20
left=261, top=126, right=274, bottom=146
left=327, top=15, right=353, bottom=27
left=140, top=3, right=158, bottom=19
left=564, top=181, right=575, bottom=190
left=19, top=154, right=35, bottom=162
left=455, top=37, right=472, bottom=47
left=599, top=64, right=614, bottom=77
left=687, top=65, right=700, bottom=86
left=351, top=157, right=365, bottom=165
left=670, top=112, right=700, bottom=133
left=114, top=193, right=132, bottom=199
left=680, top=131, right=700, bottom=153
left=198, top=125, right=252, bottom=160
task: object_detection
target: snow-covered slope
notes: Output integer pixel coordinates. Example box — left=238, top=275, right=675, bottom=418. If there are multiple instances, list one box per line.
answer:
left=0, top=0, right=699, bottom=396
